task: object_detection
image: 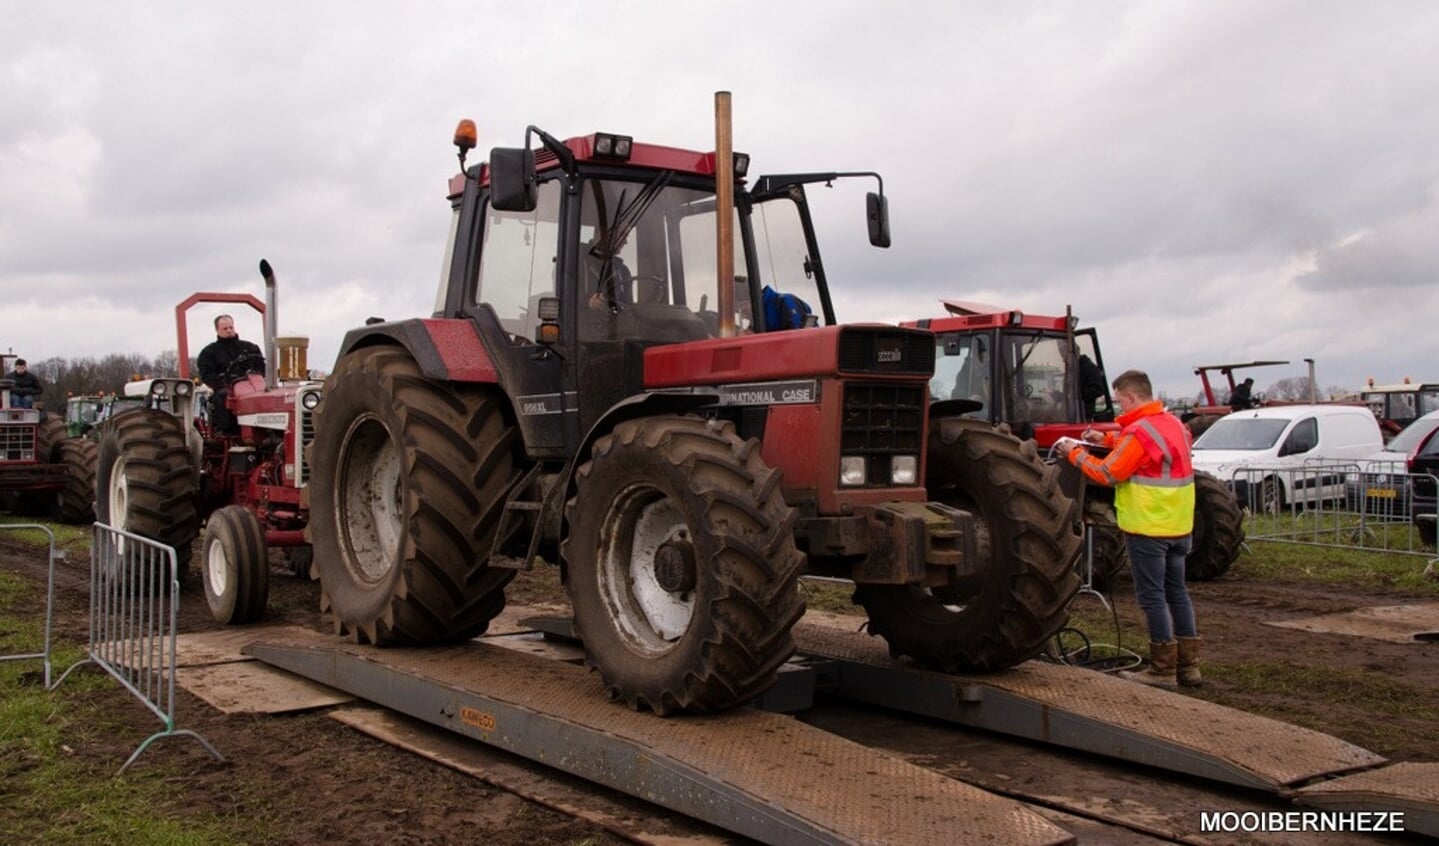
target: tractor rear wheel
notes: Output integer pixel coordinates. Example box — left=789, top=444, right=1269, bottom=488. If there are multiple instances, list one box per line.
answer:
left=95, top=410, right=199, bottom=580
left=563, top=416, right=804, bottom=715
left=308, top=347, right=518, bottom=644
left=856, top=418, right=1081, bottom=671
left=54, top=438, right=97, bottom=524
left=1186, top=470, right=1244, bottom=581
left=202, top=505, right=269, bottom=624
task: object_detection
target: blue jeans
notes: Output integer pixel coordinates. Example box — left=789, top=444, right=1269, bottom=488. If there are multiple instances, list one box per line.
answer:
left=13, top=395, right=33, bottom=409
left=1125, top=533, right=1196, bottom=642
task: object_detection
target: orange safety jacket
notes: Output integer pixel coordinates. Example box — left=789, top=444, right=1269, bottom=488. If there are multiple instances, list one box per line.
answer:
left=1067, top=400, right=1195, bottom=537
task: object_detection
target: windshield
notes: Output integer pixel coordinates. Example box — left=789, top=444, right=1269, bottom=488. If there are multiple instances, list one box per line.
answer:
left=1193, top=418, right=1290, bottom=450
left=1387, top=414, right=1439, bottom=453
left=473, top=173, right=826, bottom=342
left=998, top=332, right=1071, bottom=425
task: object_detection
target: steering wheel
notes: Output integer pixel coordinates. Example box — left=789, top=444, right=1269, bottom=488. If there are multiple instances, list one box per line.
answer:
left=223, top=352, right=264, bottom=385
left=1021, top=383, right=1035, bottom=398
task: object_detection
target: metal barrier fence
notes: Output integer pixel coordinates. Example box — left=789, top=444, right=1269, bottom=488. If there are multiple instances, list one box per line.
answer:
left=53, top=523, right=223, bottom=773
left=0, top=523, right=62, bottom=688
left=1232, top=463, right=1438, bottom=558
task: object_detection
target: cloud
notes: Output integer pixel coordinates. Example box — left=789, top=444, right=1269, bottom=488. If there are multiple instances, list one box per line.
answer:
left=4, top=1, right=1439, bottom=401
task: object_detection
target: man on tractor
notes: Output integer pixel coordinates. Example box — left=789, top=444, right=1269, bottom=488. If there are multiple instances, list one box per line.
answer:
left=197, top=314, right=265, bottom=434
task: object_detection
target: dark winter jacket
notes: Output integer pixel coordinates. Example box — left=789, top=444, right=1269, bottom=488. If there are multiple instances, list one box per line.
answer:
left=197, top=336, right=265, bottom=391
left=5, top=368, right=42, bottom=398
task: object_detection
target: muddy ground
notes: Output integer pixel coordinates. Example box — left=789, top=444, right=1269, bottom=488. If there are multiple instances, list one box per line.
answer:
left=2, top=534, right=1436, bottom=844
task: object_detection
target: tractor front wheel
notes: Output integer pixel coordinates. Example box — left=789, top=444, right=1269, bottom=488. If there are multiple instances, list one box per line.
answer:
left=95, top=410, right=199, bottom=579
left=202, top=505, right=269, bottom=624
left=857, top=418, right=1081, bottom=671
left=563, top=416, right=805, bottom=715
left=308, top=347, right=518, bottom=644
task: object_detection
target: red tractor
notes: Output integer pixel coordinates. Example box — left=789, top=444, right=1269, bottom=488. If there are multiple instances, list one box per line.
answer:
left=1180, top=359, right=1290, bottom=436
left=304, top=106, right=1082, bottom=715
left=94, top=264, right=320, bottom=624
left=0, top=353, right=95, bottom=524
left=902, top=302, right=1244, bottom=586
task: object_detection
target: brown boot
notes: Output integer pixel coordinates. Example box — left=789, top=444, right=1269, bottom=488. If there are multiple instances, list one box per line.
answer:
left=1177, top=636, right=1203, bottom=687
left=1119, top=641, right=1178, bottom=688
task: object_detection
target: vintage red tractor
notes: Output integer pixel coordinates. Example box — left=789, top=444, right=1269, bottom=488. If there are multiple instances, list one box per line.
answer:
left=95, top=263, right=320, bottom=623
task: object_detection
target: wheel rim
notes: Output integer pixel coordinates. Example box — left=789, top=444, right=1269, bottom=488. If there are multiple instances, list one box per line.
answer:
left=597, top=483, right=695, bottom=652
left=108, top=456, right=129, bottom=529
left=207, top=531, right=231, bottom=597
left=337, top=417, right=404, bottom=584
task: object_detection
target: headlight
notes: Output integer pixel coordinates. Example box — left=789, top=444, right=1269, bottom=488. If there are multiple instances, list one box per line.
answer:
left=840, top=456, right=867, bottom=487
left=301, top=391, right=322, bottom=410
left=175, top=381, right=192, bottom=396
left=890, top=455, right=918, bottom=486
left=151, top=382, right=169, bottom=397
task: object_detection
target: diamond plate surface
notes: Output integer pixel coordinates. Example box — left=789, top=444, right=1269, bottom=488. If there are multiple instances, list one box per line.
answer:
left=1297, top=761, right=1439, bottom=803
left=793, top=620, right=1386, bottom=787
left=258, top=630, right=1073, bottom=846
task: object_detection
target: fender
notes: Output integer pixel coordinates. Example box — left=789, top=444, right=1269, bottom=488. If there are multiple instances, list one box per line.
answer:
left=337, top=318, right=499, bottom=383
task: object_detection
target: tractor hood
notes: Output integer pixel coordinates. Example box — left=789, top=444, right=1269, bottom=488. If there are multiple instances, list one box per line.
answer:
left=642, top=325, right=934, bottom=389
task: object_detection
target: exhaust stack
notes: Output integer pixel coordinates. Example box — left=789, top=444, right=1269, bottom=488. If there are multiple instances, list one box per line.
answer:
left=260, top=259, right=278, bottom=390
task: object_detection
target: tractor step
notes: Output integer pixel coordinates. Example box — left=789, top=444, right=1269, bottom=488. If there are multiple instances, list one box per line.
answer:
left=246, top=631, right=1073, bottom=846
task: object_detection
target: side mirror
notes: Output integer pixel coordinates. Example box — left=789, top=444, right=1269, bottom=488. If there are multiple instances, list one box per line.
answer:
left=489, top=147, right=537, bottom=212
left=866, top=191, right=891, bottom=248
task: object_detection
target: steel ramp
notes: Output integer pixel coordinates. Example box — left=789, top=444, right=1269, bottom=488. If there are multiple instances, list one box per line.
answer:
left=1295, top=761, right=1439, bottom=838
left=246, top=633, right=1073, bottom=846
left=792, top=621, right=1386, bottom=792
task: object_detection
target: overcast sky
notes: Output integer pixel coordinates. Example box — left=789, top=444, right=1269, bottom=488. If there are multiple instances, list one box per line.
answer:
left=4, top=1, right=1436, bottom=400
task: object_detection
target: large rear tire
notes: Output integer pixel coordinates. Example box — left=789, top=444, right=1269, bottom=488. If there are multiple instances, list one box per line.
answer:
left=95, top=409, right=199, bottom=579
left=54, top=438, right=97, bottom=524
left=202, top=505, right=269, bottom=624
left=563, top=416, right=805, bottom=715
left=1186, top=470, right=1244, bottom=580
left=856, top=418, right=1081, bottom=671
left=308, top=347, right=518, bottom=644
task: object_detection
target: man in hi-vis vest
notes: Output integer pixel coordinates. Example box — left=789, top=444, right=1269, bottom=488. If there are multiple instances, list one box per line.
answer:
left=1057, top=369, right=1200, bottom=689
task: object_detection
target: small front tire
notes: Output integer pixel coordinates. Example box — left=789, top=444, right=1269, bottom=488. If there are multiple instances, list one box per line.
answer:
left=202, top=505, right=269, bottom=624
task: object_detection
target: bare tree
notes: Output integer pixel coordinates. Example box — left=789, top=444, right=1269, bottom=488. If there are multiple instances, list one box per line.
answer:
left=1266, top=376, right=1316, bottom=402
left=33, top=353, right=172, bottom=412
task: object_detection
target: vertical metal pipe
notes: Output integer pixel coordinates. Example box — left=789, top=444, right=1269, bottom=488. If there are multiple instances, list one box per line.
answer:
left=1305, top=358, right=1317, bottom=403
left=715, top=92, right=736, bottom=338
left=264, top=273, right=279, bottom=390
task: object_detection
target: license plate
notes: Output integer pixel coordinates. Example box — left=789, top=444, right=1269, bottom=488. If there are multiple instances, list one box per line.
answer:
left=1366, top=487, right=1398, bottom=499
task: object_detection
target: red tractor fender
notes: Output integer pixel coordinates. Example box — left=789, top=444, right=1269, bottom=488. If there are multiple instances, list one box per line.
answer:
left=336, top=317, right=499, bottom=383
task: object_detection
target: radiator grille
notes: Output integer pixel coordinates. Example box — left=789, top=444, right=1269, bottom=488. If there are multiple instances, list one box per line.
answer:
left=294, top=386, right=321, bottom=487
left=841, top=384, right=925, bottom=487
left=0, top=424, right=37, bottom=461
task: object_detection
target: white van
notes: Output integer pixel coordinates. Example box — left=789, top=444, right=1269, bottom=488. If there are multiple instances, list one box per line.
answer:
left=1191, top=405, right=1384, bottom=512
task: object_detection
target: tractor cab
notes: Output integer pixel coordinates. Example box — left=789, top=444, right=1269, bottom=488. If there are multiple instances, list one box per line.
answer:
left=904, top=302, right=1115, bottom=445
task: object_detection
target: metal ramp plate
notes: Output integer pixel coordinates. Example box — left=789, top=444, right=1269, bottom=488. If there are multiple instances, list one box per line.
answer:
left=247, top=632, right=1073, bottom=846
left=1295, top=762, right=1439, bottom=838
left=792, top=621, right=1386, bottom=791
